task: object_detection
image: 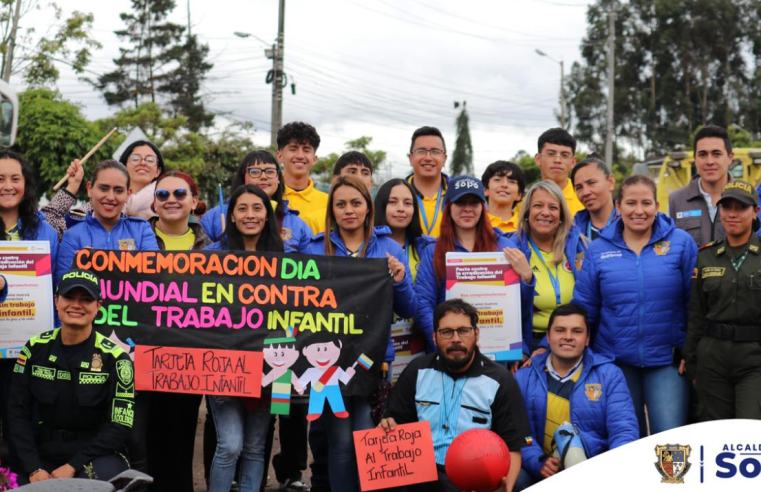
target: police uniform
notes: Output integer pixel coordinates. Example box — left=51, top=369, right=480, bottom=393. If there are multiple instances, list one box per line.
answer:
left=684, top=181, right=761, bottom=420
left=9, top=270, right=135, bottom=483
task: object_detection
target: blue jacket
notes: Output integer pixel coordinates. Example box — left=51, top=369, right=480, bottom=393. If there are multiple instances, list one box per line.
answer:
left=573, top=208, right=619, bottom=239
left=415, top=230, right=534, bottom=354
left=572, top=214, right=698, bottom=367
left=515, top=349, right=639, bottom=480
left=57, top=213, right=159, bottom=279
left=0, top=276, right=6, bottom=303
left=201, top=200, right=313, bottom=253
left=303, top=226, right=416, bottom=362
left=508, top=225, right=589, bottom=353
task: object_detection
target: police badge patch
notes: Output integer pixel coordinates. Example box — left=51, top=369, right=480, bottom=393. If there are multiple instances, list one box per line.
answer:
left=116, top=359, right=133, bottom=385
left=655, top=444, right=691, bottom=483
left=91, top=353, right=103, bottom=372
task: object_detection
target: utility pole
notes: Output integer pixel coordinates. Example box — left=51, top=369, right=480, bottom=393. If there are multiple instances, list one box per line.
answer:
left=560, top=60, right=566, bottom=128
left=187, top=0, right=191, bottom=37
left=3, top=0, right=23, bottom=82
left=270, top=0, right=286, bottom=148
left=604, top=8, right=616, bottom=170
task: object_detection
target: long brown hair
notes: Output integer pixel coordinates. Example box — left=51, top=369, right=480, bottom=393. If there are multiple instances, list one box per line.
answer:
left=433, top=201, right=497, bottom=282
left=324, top=175, right=375, bottom=257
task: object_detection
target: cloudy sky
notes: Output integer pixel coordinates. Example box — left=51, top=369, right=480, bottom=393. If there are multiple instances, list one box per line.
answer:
left=20, top=0, right=594, bottom=179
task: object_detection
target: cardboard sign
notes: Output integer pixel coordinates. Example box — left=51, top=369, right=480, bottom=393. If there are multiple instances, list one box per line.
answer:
left=135, top=345, right=263, bottom=397
left=73, top=249, right=393, bottom=399
left=446, top=252, right=522, bottom=361
left=0, top=241, right=54, bottom=357
left=353, top=421, right=438, bottom=491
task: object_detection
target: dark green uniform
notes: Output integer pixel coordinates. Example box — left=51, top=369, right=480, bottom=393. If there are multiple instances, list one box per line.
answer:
left=9, top=327, right=135, bottom=479
left=684, top=233, right=761, bottom=420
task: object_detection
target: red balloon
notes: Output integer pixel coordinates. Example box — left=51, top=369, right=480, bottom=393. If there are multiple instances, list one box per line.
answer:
left=445, top=429, right=511, bottom=492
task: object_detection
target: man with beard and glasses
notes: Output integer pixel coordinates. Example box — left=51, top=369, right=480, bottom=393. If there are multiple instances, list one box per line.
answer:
left=380, top=299, right=532, bottom=492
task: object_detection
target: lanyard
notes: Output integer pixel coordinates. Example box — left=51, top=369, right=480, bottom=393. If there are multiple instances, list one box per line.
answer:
left=529, top=236, right=562, bottom=305
left=417, top=186, right=443, bottom=236
left=586, top=208, right=617, bottom=239
left=730, top=250, right=750, bottom=272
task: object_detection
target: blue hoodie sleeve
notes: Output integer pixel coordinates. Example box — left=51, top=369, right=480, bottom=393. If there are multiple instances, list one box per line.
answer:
left=200, top=206, right=223, bottom=243
left=390, top=244, right=416, bottom=319
left=572, top=247, right=602, bottom=341
left=138, top=222, right=160, bottom=250
left=57, top=228, right=80, bottom=280
left=413, top=243, right=439, bottom=353
left=601, top=364, right=640, bottom=449
left=514, top=368, right=546, bottom=479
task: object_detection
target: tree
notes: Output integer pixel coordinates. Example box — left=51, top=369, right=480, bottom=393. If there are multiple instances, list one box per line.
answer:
left=158, top=34, right=214, bottom=131
left=512, top=150, right=541, bottom=187
left=450, top=105, right=473, bottom=176
left=97, top=0, right=185, bottom=108
left=0, top=1, right=101, bottom=85
left=13, top=88, right=112, bottom=197
left=569, top=0, right=758, bottom=158
left=314, top=136, right=388, bottom=187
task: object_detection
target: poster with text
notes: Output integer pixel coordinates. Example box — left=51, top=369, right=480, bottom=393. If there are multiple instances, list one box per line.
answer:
left=390, top=318, right=426, bottom=384
left=445, top=252, right=522, bottom=361
left=73, top=249, right=394, bottom=399
left=0, top=241, right=54, bottom=358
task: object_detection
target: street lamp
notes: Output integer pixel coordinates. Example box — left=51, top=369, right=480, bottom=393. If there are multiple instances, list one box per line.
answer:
left=535, top=49, right=566, bottom=129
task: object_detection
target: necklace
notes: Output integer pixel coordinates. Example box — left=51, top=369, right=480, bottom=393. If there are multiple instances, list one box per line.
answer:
left=441, top=373, right=468, bottom=431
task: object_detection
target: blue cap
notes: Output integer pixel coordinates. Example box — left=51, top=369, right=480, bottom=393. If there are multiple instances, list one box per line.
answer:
left=444, top=176, right=486, bottom=204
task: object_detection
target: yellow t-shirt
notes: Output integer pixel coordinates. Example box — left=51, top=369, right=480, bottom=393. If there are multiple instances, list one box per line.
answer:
left=563, top=180, right=585, bottom=218
left=407, top=176, right=446, bottom=238
left=531, top=248, right=575, bottom=332
left=544, top=364, right=583, bottom=455
left=284, top=179, right=328, bottom=234
left=488, top=212, right=518, bottom=234
left=155, top=227, right=195, bottom=251
left=5, top=227, right=20, bottom=241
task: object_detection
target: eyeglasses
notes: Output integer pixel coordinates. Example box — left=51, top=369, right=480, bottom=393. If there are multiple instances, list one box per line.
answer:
left=155, top=189, right=189, bottom=201
left=436, top=327, right=475, bottom=339
left=129, top=154, right=158, bottom=165
left=541, top=151, right=574, bottom=161
left=412, top=148, right=445, bottom=157
left=246, top=168, right=279, bottom=178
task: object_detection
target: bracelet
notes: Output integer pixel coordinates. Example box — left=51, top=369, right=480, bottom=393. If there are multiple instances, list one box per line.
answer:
left=29, top=468, right=45, bottom=478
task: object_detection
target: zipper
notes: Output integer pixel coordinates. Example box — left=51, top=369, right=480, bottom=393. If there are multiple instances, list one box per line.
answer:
left=637, top=253, right=645, bottom=367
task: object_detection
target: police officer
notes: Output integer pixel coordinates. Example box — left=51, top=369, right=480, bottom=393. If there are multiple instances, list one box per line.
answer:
left=685, top=180, right=761, bottom=420
left=9, top=269, right=135, bottom=485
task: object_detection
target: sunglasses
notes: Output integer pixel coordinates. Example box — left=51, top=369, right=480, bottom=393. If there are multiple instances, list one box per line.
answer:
left=155, top=189, right=189, bottom=201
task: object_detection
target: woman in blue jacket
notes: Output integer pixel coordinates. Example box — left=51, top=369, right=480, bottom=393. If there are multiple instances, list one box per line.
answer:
left=415, top=175, right=535, bottom=357
left=57, top=160, right=159, bottom=279
left=573, top=174, right=697, bottom=436
left=201, top=150, right=312, bottom=252
left=0, top=150, right=59, bottom=268
left=205, top=184, right=282, bottom=492
left=511, top=180, right=588, bottom=357
left=0, top=150, right=59, bottom=450
left=303, top=175, right=414, bottom=492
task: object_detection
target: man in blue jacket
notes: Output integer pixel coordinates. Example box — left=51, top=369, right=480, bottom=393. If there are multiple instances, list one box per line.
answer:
left=514, top=304, right=638, bottom=491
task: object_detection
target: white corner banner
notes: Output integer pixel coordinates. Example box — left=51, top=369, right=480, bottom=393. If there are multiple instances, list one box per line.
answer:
left=528, top=420, right=761, bottom=490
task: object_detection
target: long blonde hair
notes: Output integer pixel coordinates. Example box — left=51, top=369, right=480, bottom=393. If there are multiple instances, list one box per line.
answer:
left=518, top=180, right=573, bottom=265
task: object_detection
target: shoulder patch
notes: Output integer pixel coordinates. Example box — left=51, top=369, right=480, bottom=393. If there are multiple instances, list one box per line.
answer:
left=95, top=332, right=126, bottom=358
left=30, top=329, right=59, bottom=346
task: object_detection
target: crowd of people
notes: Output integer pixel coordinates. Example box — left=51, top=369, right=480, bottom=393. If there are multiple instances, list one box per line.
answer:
left=0, top=120, right=758, bottom=492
